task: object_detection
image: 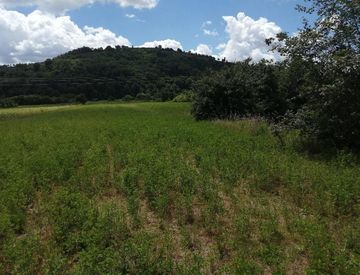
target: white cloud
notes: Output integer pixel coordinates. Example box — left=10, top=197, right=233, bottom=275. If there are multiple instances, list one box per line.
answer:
left=0, top=0, right=158, bottom=13
left=125, top=13, right=136, bottom=18
left=140, top=39, right=183, bottom=50
left=113, top=0, right=158, bottom=9
left=203, top=29, right=218, bottom=37
left=219, top=12, right=282, bottom=62
left=201, top=20, right=212, bottom=28
left=0, top=8, right=130, bottom=64
left=191, top=44, right=213, bottom=56
left=216, top=43, right=226, bottom=51
left=125, top=13, right=145, bottom=22
left=201, top=20, right=218, bottom=37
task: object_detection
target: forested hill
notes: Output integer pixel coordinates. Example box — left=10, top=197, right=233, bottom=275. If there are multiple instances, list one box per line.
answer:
left=0, top=46, right=228, bottom=106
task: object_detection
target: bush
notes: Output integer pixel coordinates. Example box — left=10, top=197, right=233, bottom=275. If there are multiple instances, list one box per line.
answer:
left=75, top=94, right=87, bottom=104
left=192, top=60, right=286, bottom=120
left=290, top=69, right=360, bottom=151
left=122, top=95, right=134, bottom=102
left=173, top=90, right=196, bottom=102
left=0, top=98, right=18, bottom=108
left=136, top=92, right=152, bottom=101
left=5, top=95, right=69, bottom=106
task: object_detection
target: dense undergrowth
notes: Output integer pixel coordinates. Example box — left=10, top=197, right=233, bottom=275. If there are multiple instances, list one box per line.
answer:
left=0, top=103, right=359, bottom=274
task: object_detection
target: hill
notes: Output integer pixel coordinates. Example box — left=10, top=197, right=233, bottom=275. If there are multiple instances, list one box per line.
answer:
left=0, top=47, right=228, bottom=106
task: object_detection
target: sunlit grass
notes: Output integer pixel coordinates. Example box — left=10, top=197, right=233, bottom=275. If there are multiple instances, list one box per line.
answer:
left=0, top=104, right=79, bottom=119
left=0, top=102, right=359, bottom=274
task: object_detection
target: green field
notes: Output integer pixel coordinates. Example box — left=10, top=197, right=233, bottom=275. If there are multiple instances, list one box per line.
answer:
left=0, top=102, right=359, bottom=274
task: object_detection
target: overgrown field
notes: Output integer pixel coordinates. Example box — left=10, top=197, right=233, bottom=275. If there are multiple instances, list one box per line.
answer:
left=0, top=102, right=359, bottom=274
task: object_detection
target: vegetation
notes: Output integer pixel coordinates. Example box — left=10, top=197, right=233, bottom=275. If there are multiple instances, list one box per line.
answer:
left=274, top=0, right=360, bottom=151
left=193, top=0, right=360, bottom=151
left=173, top=90, right=196, bottom=102
left=0, top=103, right=359, bottom=274
left=0, top=47, right=227, bottom=106
left=192, top=60, right=286, bottom=120
left=0, top=1, right=357, bottom=153
left=0, top=0, right=358, bottom=272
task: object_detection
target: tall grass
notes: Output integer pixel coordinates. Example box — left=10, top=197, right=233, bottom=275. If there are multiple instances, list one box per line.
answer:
left=0, top=102, right=359, bottom=274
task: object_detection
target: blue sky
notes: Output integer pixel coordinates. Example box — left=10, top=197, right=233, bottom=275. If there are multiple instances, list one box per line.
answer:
left=69, top=0, right=303, bottom=49
left=0, top=0, right=306, bottom=64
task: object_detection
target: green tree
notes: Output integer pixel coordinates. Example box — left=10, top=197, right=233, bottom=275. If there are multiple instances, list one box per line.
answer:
left=272, top=0, right=360, bottom=150
left=33, top=63, right=41, bottom=72
left=45, top=59, right=53, bottom=70
left=274, top=0, right=359, bottom=68
left=192, top=60, right=285, bottom=120
left=75, top=94, right=87, bottom=105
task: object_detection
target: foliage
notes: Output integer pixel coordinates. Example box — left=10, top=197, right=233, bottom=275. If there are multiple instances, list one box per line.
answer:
left=172, top=90, right=196, bottom=102
left=0, top=98, right=18, bottom=108
left=192, top=0, right=360, bottom=151
left=75, top=94, right=87, bottom=105
left=1, top=95, right=75, bottom=106
left=122, top=94, right=134, bottom=101
left=0, top=46, right=228, bottom=107
left=192, top=60, right=286, bottom=120
left=271, top=0, right=360, bottom=150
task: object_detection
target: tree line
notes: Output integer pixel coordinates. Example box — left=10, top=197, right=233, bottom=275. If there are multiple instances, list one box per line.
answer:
left=0, top=46, right=228, bottom=107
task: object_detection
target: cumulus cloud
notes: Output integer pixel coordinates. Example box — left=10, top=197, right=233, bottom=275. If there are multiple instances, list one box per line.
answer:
left=140, top=39, right=183, bottom=50
left=0, top=8, right=130, bottom=64
left=191, top=44, right=213, bottom=56
left=0, top=0, right=158, bottom=13
left=219, top=12, right=282, bottom=62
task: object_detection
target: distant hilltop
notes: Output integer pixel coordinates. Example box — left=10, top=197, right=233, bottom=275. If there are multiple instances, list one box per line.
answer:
left=0, top=46, right=229, bottom=106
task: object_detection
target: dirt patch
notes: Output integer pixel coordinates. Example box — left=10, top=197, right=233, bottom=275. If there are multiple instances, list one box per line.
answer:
left=24, top=192, right=53, bottom=243
left=286, top=255, right=309, bottom=275
left=138, top=199, right=162, bottom=233
left=106, top=144, right=115, bottom=185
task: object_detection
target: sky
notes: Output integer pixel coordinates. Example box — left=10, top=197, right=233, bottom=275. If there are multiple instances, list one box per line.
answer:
left=0, top=0, right=306, bottom=64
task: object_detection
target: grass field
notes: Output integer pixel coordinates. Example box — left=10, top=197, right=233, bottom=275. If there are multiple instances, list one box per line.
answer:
left=0, top=102, right=359, bottom=274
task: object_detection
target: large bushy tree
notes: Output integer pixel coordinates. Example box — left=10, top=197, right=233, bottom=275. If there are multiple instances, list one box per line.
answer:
left=192, top=60, right=286, bottom=120
left=271, top=0, right=360, bottom=150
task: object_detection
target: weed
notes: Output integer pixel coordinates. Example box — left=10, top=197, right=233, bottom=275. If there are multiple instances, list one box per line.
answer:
left=0, top=102, right=359, bottom=273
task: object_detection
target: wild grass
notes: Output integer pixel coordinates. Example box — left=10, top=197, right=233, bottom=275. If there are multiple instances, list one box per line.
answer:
left=0, top=105, right=80, bottom=120
left=0, top=102, right=359, bottom=274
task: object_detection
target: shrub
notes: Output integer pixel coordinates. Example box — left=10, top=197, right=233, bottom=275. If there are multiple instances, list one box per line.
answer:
left=292, top=69, right=360, bottom=150
left=136, top=92, right=151, bottom=101
left=0, top=98, right=18, bottom=108
left=122, top=95, right=134, bottom=102
left=192, top=60, right=286, bottom=120
left=75, top=93, right=87, bottom=104
left=173, top=90, right=196, bottom=102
